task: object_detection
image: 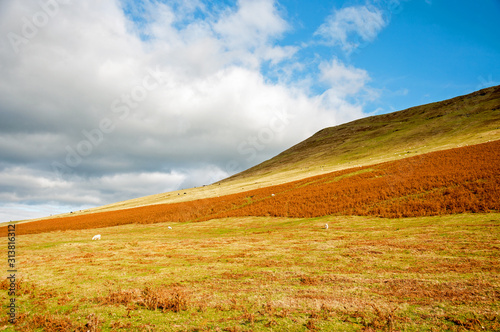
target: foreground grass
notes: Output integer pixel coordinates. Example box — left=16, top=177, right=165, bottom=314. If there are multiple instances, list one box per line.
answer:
left=1, top=214, right=499, bottom=331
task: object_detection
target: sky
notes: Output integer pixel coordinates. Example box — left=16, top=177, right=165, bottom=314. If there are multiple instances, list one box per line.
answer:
left=0, top=0, right=499, bottom=222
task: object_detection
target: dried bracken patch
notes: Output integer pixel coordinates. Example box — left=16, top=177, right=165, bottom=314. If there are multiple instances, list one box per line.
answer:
left=17, top=314, right=78, bottom=332
left=0, top=277, right=36, bottom=296
left=5, top=140, right=500, bottom=235
left=83, top=314, right=101, bottom=332
left=140, top=285, right=189, bottom=312
left=96, top=289, right=141, bottom=306
left=94, top=285, right=189, bottom=313
left=375, top=278, right=499, bottom=304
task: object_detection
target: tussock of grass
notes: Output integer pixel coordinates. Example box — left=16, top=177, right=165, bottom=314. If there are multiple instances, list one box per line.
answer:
left=1, top=312, right=101, bottom=332
left=141, top=286, right=189, bottom=313
left=96, top=288, right=140, bottom=306
left=96, top=285, right=189, bottom=313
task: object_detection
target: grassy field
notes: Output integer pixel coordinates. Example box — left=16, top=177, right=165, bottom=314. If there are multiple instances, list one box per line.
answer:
left=2, top=213, right=499, bottom=331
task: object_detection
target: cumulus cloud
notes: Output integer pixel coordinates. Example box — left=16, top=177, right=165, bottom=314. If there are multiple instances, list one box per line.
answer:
left=0, top=0, right=376, bottom=221
left=315, top=5, right=387, bottom=53
left=319, top=59, right=370, bottom=97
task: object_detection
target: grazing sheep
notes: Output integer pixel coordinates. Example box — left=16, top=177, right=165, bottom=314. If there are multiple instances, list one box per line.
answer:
left=168, top=226, right=172, bottom=229
left=92, top=234, right=101, bottom=240
left=324, top=224, right=328, bottom=230
left=271, top=194, right=275, bottom=197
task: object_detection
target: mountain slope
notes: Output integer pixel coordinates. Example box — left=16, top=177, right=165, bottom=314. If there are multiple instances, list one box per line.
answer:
left=224, top=85, right=500, bottom=183
left=8, top=139, right=500, bottom=235
left=14, top=85, right=500, bottom=221
left=85, top=85, right=500, bottom=217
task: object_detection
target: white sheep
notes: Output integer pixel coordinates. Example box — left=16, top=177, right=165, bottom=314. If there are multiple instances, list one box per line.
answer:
left=92, top=234, right=101, bottom=240
left=168, top=226, right=172, bottom=229
left=324, top=224, right=328, bottom=230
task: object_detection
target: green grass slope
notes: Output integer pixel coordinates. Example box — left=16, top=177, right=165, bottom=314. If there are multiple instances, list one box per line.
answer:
left=225, top=85, right=500, bottom=184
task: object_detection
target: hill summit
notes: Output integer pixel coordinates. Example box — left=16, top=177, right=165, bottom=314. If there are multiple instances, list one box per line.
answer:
left=225, top=85, right=500, bottom=184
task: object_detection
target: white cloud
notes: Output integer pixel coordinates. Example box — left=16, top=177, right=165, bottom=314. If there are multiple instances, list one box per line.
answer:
left=94, top=171, right=186, bottom=199
left=0, top=0, right=376, bottom=221
left=319, top=58, right=370, bottom=97
left=315, top=5, right=387, bottom=53
left=213, top=0, right=289, bottom=57
left=0, top=203, right=81, bottom=223
left=0, top=165, right=185, bottom=207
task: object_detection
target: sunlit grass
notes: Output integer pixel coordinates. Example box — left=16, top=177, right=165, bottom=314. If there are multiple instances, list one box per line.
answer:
left=1, top=213, right=499, bottom=331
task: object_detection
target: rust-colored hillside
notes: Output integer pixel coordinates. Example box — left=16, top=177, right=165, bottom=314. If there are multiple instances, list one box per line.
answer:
left=6, top=140, right=500, bottom=235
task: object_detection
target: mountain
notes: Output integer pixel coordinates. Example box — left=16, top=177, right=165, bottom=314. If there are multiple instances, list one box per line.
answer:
left=224, top=85, right=500, bottom=184
left=17, top=85, right=500, bottom=220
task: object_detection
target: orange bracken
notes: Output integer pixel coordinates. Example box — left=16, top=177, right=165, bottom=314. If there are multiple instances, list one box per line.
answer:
left=5, top=140, right=499, bottom=235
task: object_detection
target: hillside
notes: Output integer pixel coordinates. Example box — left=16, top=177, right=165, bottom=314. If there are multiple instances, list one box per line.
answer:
left=8, top=139, right=500, bottom=235
left=224, top=85, right=500, bottom=183
left=88, top=85, right=500, bottom=216
left=14, top=85, right=500, bottom=221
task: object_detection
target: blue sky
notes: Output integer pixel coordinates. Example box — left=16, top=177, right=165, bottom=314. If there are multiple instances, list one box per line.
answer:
left=281, top=0, right=499, bottom=110
left=0, top=0, right=499, bottom=222
left=352, top=0, right=500, bottom=110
